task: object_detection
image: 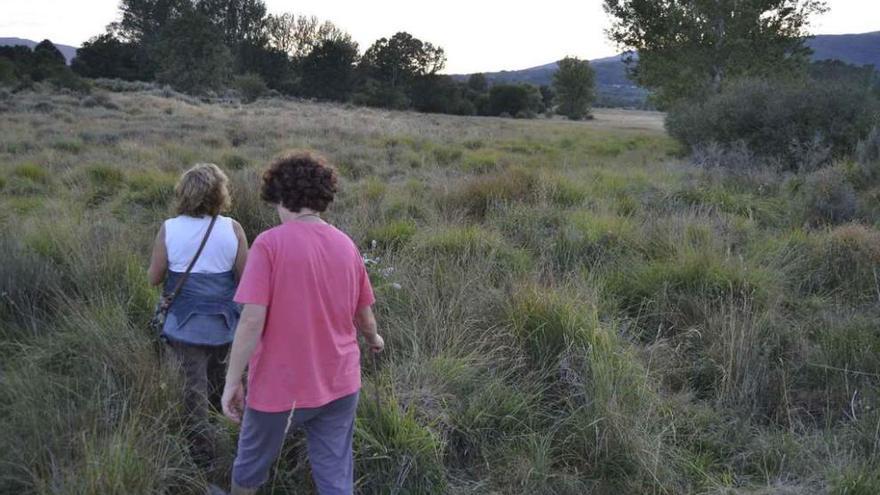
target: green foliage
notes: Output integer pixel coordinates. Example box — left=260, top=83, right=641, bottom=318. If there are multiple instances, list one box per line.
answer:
left=299, top=38, right=359, bottom=101
left=801, top=166, right=858, bottom=225
left=356, top=393, right=447, bottom=494
left=360, top=32, right=446, bottom=89
left=830, top=464, right=880, bottom=495
left=72, top=33, right=153, bottom=81
left=155, top=10, right=233, bottom=93
left=486, top=84, right=543, bottom=118
left=508, top=286, right=598, bottom=365
left=666, top=77, right=880, bottom=167
left=12, top=163, right=50, bottom=184
left=604, top=0, right=828, bottom=107
left=553, top=57, right=595, bottom=120
left=367, top=220, right=417, bottom=249
left=233, top=72, right=268, bottom=103
left=127, top=169, right=176, bottom=209
left=449, top=167, right=537, bottom=217
left=220, top=153, right=249, bottom=170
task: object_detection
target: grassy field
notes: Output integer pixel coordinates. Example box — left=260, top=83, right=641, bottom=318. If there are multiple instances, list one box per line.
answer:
left=1, top=88, right=879, bottom=494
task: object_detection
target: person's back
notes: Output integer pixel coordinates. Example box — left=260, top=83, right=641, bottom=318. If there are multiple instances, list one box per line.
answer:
left=163, top=214, right=240, bottom=346
left=147, top=162, right=249, bottom=466
left=221, top=151, right=383, bottom=495
left=239, top=221, right=372, bottom=411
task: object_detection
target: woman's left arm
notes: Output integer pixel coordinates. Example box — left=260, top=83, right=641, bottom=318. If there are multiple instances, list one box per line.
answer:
left=147, top=223, right=168, bottom=287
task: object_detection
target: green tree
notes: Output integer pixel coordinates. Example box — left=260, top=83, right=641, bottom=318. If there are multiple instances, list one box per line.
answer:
left=196, top=0, right=268, bottom=47
left=30, top=40, right=68, bottom=82
left=234, top=42, right=295, bottom=92
left=552, top=57, right=595, bottom=120
left=155, top=10, right=233, bottom=93
left=487, top=84, right=543, bottom=118
left=360, top=32, right=445, bottom=90
left=72, top=34, right=151, bottom=81
left=467, top=73, right=488, bottom=93
left=265, top=13, right=352, bottom=59
left=603, top=0, right=828, bottom=107
left=299, top=38, right=359, bottom=101
left=115, top=0, right=190, bottom=43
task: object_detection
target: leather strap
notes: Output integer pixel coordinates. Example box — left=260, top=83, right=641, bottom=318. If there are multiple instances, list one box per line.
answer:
left=164, top=215, right=218, bottom=308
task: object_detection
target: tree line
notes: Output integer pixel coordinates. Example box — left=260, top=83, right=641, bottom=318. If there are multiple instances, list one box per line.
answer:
left=0, top=0, right=597, bottom=120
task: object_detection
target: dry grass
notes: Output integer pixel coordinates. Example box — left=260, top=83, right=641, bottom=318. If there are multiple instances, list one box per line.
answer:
left=1, top=88, right=879, bottom=494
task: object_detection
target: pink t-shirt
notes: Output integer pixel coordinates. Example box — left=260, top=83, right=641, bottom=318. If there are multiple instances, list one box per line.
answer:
left=234, top=221, right=375, bottom=412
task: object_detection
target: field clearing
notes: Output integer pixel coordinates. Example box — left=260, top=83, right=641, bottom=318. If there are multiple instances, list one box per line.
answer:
left=1, top=89, right=879, bottom=494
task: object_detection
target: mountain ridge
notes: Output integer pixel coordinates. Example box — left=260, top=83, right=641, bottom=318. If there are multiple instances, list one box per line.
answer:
left=0, top=37, right=78, bottom=64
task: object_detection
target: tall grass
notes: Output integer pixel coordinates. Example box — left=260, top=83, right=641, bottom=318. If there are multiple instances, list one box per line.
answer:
left=1, top=89, right=879, bottom=493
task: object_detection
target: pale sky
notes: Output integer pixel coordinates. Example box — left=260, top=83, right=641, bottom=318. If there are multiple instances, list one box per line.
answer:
left=1, top=0, right=878, bottom=74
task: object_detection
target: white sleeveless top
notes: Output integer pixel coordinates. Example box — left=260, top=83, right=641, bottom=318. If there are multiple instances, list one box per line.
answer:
left=164, top=215, right=238, bottom=273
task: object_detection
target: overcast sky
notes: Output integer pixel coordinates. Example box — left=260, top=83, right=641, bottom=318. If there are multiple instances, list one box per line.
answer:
left=1, top=0, right=877, bottom=74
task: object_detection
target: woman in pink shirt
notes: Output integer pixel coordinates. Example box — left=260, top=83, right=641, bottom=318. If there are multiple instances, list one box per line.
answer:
left=221, top=151, right=384, bottom=495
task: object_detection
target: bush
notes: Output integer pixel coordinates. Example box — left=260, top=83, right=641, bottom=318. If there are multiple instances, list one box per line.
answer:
left=508, top=286, right=598, bottom=366
left=486, top=84, right=543, bottom=117
left=12, top=163, right=50, bottom=184
left=220, top=153, right=249, bottom=170
left=448, top=167, right=537, bottom=217
left=355, top=393, right=447, bottom=493
left=127, top=170, right=175, bottom=209
left=802, top=166, right=858, bottom=225
left=233, top=73, right=268, bottom=103
left=803, top=224, right=880, bottom=302
left=856, top=126, right=880, bottom=179
left=367, top=220, right=417, bottom=249
left=667, top=78, right=880, bottom=169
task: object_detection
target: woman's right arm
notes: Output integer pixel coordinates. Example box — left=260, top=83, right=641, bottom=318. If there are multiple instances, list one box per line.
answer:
left=232, top=220, right=249, bottom=281
left=356, top=305, right=384, bottom=353
left=147, top=223, right=167, bottom=287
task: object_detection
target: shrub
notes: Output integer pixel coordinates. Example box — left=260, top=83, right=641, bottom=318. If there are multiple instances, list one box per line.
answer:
left=486, top=84, right=543, bottom=117
left=220, top=153, right=249, bottom=170
left=51, top=139, right=84, bottom=154
left=127, top=170, right=175, bottom=209
left=431, top=146, right=463, bottom=166
left=830, top=464, right=880, bottom=495
left=802, top=166, right=858, bottom=225
left=666, top=78, right=880, bottom=169
left=356, top=392, right=447, bottom=493
left=803, top=224, right=880, bottom=302
left=606, top=250, right=772, bottom=338
left=233, top=73, right=268, bottom=103
left=508, top=286, right=598, bottom=366
left=81, top=92, right=118, bottom=110
left=449, top=167, right=537, bottom=217
left=855, top=126, right=880, bottom=179
left=84, top=164, right=125, bottom=188
left=367, top=220, right=417, bottom=249
left=12, top=163, right=50, bottom=184
left=553, top=211, right=639, bottom=268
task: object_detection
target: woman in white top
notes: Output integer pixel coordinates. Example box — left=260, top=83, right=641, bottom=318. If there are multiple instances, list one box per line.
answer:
left=147, top=163, right=249, bottom=464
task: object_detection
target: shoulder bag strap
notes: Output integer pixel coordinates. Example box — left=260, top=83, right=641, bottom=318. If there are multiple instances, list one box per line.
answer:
left=165, top=215, right=218, bottom=306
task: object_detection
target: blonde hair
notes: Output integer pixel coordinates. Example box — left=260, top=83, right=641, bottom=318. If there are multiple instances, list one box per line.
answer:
left=174, top=163, right=231, bottom=217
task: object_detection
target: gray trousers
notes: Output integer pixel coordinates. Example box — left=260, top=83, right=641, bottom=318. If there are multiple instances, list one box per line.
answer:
left=232, top=391, right=359, bottom=494
left=168, top=341, right=229, bottom=459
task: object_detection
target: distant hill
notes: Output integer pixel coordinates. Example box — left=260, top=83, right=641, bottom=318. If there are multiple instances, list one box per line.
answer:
left=808, top=31, right=880, bottom=67
left=455, top=31, right=880, bottom=109
left=0, top=37, right=78, bottom=64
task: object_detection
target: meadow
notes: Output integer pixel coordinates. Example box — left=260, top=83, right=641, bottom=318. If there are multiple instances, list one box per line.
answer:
left=1, top=86, right=879, bottom=494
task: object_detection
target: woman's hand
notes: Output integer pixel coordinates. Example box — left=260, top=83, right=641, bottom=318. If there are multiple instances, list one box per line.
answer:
left=222, top=379, right=245, bottom=424
left=366, top=333, right=385, bottom=353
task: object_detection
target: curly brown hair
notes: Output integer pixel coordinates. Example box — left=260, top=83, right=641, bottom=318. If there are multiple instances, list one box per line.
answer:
left=175, top=163, right=231, bottom=217
left=261, top=150, right=338, bottom=212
